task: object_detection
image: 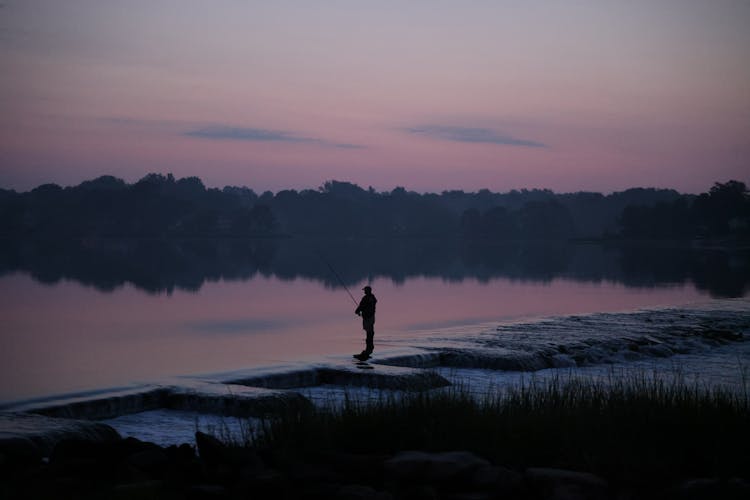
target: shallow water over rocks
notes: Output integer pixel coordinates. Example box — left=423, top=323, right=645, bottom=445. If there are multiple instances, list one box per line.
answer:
left=1, top=300, right=747, bottom=448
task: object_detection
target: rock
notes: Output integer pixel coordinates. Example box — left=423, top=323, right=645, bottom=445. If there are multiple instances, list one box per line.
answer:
left=471, top=464, right=523, bottom=492
left=117, top=436, right=163, bottom=456
left=384, top=450, right=490, bottom=484
left=675, top=477, right=750, bottom=500
left=51, top=436, right=159, bottom=464
left=525, top=467, right=608, bottom=500
left=195, top=431, right=226, bottom=464
left=471, top=465, right=501, bottom=488
left=190, top=483, right=228, bottom=498
left=549, top=483, right=588, bottom=500
left=395, top=484, right=438, bottom=500
left=234, top=468, right=287, bottom=498
left=194, top=431, right=262, bottom=472
left=49, top=439, right=113, bottom=480
left=316, top=451, right=387, bottom=484
left=445, top=493, right=495, bottom=500
left=163, top=443, right=204, bottom=484
left=526, top=467, right=607, bottom=487
left=115, top=461, right=152, bottom=484
left=288, top=461, right=343, bottom=483
left=51, top=438, right=102, bottom=462
left=167, top=385, right=315, bottom=417
left=0, top=412, right=120, bottom=460
left=296, top=482, right=343, bottom=500
left=0, top=436, right=41, bottom=465
left=337, top=483, right=393, bottom=500
left=111, top=480, right=168, bottom=500
left=165, top=442, right=196, bottom=462
left=318, top=365, right=451, bottom=391
left=127, top=448, right=168, bottom=476
left=47, top=437, right=173, bottom=486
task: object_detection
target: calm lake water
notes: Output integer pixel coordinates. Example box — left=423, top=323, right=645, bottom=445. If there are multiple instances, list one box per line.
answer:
left=1, top=238, right=748, bottom=403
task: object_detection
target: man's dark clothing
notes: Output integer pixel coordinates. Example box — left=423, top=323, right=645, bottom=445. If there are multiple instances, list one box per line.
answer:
left=355, top=292, right=377, bottom=356
left=355, top=293, right=377, bottom=319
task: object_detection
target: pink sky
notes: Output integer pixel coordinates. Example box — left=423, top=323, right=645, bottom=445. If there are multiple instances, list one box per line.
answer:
left=1, top=0, right=748, bottom=193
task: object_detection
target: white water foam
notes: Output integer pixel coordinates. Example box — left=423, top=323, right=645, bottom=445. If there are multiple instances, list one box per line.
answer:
left=100, top=300, right=749, bottom=446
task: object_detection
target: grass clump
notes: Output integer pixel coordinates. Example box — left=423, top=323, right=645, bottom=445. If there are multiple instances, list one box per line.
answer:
left=250, top=373, right=749, bottom=486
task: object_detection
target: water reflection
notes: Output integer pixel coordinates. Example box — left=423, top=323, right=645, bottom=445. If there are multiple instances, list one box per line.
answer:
left=0, top=271, right=710, bottom=403
left=0, top=238, right=748, bottom=298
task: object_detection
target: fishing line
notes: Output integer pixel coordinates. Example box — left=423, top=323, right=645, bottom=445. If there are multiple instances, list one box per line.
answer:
left=315, top=249, right=359, bottom=306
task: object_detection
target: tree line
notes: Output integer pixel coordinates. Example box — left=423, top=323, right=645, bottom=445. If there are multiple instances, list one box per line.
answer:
left=0, top=174, right=275, bottom=238
left=0, top=173, right=747, bottom=240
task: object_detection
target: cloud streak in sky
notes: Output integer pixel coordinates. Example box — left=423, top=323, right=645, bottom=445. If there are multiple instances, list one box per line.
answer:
left=185, top=125, right=364, bottom=149
left=186, top=126, right=309, bottom=143
left=406, top=125, right=545, bottom=148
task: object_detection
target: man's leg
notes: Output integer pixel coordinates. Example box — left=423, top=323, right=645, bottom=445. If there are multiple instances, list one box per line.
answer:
left=365, top=328, right=374, bottom=355
left=364, top=317, right=375, bottom=356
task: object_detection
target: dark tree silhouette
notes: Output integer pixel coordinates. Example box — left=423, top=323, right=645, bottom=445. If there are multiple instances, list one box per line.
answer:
left=694, top=180, right=749, bottom=236
left=1, top=173, right=746, bottom=242
left=618, top=180, right=748, bottom=240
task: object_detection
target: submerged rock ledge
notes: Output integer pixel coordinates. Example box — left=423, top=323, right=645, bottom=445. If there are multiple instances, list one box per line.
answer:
left=5, top=384, right=313, bottom=421
left=0, top=361, right=451, bottom=456
left=2, top=361, right=450, bottom=419
left=0, top=412, right=119, bottom=460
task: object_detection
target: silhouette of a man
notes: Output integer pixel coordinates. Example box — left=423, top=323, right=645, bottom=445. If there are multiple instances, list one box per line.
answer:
left=354, top=285, right=377, bottom=360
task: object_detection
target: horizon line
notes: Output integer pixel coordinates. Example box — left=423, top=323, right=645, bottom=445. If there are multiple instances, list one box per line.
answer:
left=1, top=172, right=739, bottom=197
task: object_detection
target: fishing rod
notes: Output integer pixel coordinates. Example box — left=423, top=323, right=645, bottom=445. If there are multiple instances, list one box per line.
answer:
left=316, top=250, right=359, bottom=306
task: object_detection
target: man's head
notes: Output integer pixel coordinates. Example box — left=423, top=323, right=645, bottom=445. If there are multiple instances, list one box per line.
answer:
left=363, top=286, right=372, bottom=294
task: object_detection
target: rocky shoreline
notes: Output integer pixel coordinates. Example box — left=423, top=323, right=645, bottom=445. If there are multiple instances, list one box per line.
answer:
left=3, top=428, right=748, bottom=500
